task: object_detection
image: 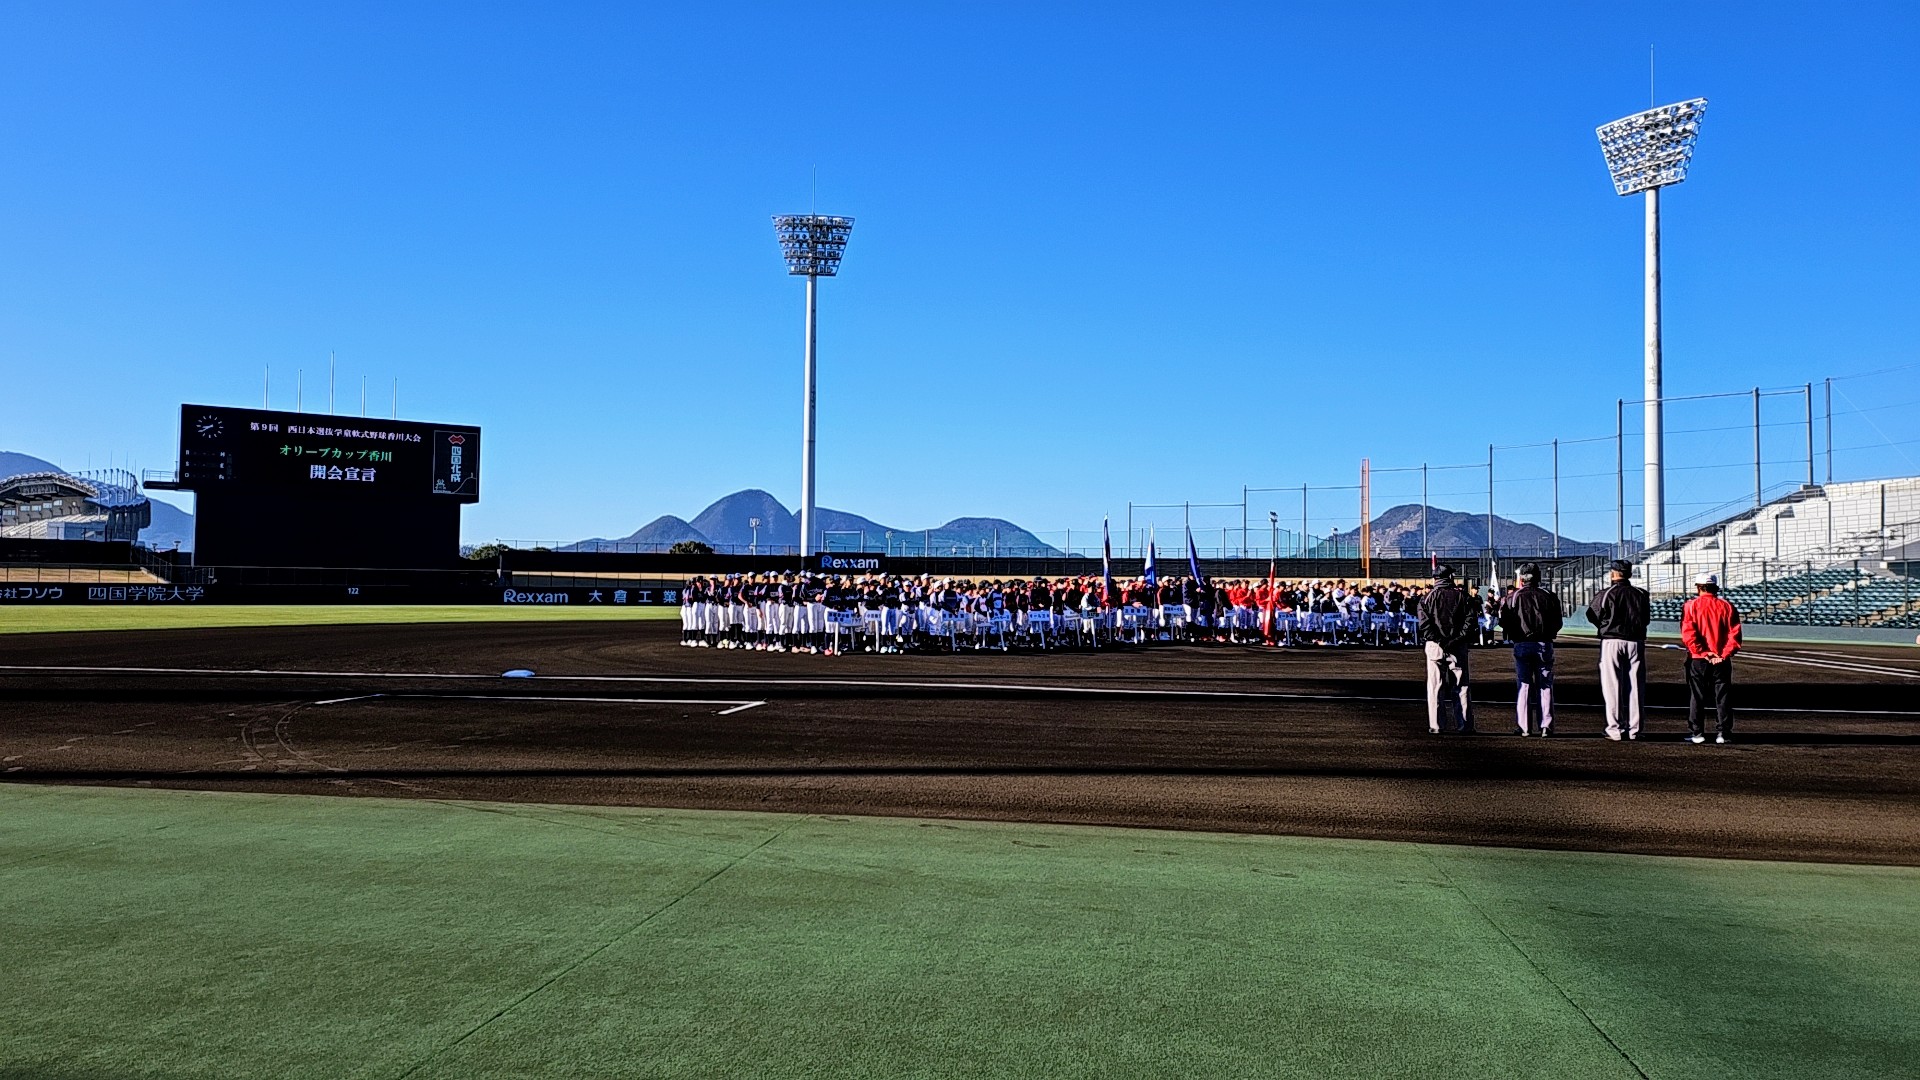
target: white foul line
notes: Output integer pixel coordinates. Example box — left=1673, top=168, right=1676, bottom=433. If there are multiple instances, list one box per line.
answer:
left=309, top=692, right=767, bottom=713
left=1794, top=650, right=1920, bottom=668
left=5, top=663, right=1920, bottom=716
left=395, top=694, right=766, bottom=707
left=1743, top=651, right=1920, bottom=680
left=0, top=664, right=1345, bottom=700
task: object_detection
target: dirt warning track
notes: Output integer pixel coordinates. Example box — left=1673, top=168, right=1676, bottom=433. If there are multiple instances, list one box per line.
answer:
left=3, top=620, right=1917, bottom=864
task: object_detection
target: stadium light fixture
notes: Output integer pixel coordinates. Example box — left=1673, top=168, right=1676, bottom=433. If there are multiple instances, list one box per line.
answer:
left=772, top=214, right=854, bottom=558
left=1596, top=97, right=1706, bottom=550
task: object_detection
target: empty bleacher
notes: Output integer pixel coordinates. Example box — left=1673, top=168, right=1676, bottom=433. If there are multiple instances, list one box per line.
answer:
left=1617, top=475, right=1920, bottom=630
left=1769, top=575, right=1919, bottom=627
left=1647, top=566, right=1918, bottom=628
left=0, top=566, right=168, bottom=585
left=1636, top=478, right=1916, bottom=594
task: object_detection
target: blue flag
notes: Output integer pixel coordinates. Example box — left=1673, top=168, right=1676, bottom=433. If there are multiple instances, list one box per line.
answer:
left=1144, top=528, right=1157, bottom=589
left=1186, top=525, right=1207, bottom=589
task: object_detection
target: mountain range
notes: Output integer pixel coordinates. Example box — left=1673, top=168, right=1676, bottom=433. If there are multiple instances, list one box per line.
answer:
left=2, top=449, right=1607, bottom=561
left=570, top=490, right=1064, bottom=556
left=1324, top=503, right=1613, bottom=557
left=576, top=491, right=1609, bottom=558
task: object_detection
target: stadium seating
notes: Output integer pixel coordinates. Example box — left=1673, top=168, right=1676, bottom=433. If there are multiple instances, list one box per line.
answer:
left=1607, top=475, right=1920, bottom=630
left=0, top=566, right=168, bottom=585
left=1633, top=477, right=1920, bottom=599
left=1648, top=568, right=1917, bottom=628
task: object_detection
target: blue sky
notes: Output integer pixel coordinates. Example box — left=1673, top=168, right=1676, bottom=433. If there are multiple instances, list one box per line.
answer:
left=1, top=1, right=1915, bottom=550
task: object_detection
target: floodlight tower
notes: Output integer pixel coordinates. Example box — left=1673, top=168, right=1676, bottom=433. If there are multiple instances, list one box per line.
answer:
left=772, top=213, right=854, bottom=557
left=1596, top=97, right=1706, bottom=550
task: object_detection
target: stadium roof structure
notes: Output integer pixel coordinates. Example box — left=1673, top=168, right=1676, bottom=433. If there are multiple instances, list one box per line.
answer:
left=0, top=469, right=150, bottom=540
left=2, top=471, right=108, bottom=506
left=1596, top=98, right=1707, bottom=196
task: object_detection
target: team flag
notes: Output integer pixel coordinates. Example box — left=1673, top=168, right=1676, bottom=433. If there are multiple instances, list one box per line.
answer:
left=1102, top=517, right=1116, bottom=605
left=1262, top=555, right=1277, bottom=643
left=1185, top=525, right=1207, bottom=589
left=1143, top=527, right=1158, bottom=589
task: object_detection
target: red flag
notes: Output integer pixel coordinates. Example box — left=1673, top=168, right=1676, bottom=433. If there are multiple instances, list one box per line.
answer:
left=1261, top=557, right=1277, bottom=643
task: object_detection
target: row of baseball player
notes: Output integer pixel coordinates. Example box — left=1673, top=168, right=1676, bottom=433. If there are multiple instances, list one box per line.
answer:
left=675, top=573, right=1460, bottom=653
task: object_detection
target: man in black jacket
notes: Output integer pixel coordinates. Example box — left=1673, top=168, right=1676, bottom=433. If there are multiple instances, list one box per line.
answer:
left=1499, top=562, right=1564, bottom=736
left=1586, top=559, right=1651, bottom=740
left=1417, top=566, right=1477, bottom=734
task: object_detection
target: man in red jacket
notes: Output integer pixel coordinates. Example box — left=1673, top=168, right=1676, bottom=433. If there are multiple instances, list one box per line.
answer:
left=1679, top=572, right=1743, bottom=745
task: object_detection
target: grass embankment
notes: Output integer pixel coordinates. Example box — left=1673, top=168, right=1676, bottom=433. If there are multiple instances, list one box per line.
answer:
left=2, top=784, right=1913, bottom=1079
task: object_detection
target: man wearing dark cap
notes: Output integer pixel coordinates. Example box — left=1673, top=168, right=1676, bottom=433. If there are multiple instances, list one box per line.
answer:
left=1499, top=562, right=1563, bottom=736
left=1586, top=559, right=1650, bottom=740
left=1416, top=566, right=1477, bottom=734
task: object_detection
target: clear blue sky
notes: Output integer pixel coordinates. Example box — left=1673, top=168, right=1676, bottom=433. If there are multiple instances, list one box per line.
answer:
left=2, top=1, right=1915, bottom=549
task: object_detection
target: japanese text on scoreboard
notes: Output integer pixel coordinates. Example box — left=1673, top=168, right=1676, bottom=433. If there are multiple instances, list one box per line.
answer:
left=176, top=404, right=481, bottom=502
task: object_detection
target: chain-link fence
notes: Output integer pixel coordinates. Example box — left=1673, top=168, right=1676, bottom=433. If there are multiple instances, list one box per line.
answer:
left=1640, top=557, right=1919, bottom=629
left=475, top=368, right=1917, bottom=567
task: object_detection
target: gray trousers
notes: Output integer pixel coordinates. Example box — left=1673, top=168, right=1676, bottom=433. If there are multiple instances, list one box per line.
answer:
left=1598, top=638, right=1646, bottom=738
left=1424, top=641, right=1472, bottom=732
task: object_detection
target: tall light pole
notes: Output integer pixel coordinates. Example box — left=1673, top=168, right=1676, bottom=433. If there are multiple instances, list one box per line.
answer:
left=1596, top=96, right=1706, bottom=551
left=772, top=214, right=855, bottom=558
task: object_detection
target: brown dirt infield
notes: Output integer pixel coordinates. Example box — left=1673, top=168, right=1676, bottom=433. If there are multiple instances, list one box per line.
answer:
left=3, top=621, right=1916, bottom=864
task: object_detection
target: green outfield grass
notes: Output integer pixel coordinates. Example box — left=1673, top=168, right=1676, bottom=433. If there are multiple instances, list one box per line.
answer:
left=0, top=604, right=678, bottom=635
left=2, top=785, right=1913, bottom=1079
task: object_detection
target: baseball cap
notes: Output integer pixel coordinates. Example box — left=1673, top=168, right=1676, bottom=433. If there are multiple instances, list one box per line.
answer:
left=1608, top=559, right=1632, bottom=576
left=1433, top=565, right=1455, bottom=584
left=1693, top=572, right=1718, bottom=586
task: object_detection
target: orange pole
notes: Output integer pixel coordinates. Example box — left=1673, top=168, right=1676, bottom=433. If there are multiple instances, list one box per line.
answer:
left=1360, top=458, right=1372, bottom=579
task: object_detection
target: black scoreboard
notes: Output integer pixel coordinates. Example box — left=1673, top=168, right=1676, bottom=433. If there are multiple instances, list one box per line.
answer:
left=165, top=404, right=483, bottom=570
left=178, top=405, right=480, bottom=502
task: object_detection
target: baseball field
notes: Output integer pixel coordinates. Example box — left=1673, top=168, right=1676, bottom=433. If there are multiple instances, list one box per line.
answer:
left=4, top=611, right=1917, bottom=1078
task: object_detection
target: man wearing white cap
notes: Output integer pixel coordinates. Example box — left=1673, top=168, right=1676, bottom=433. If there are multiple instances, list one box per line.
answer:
left=1679, top=572, right=1743, bottom=744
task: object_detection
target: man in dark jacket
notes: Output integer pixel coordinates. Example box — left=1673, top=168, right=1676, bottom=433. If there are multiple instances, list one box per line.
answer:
left=1499, top=562, right=1563, bottom=736
left=1586, top=559, right=1650, bottom=741
left=1417, top=566, right=1477, bottom=734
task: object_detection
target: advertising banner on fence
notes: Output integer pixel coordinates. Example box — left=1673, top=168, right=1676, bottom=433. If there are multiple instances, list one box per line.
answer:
left=499, top=586, right=680, bottom=606
left=815, top=553, right=885, bottom=573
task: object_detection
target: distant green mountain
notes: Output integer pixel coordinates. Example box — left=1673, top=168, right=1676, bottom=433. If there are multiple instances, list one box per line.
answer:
left=689, top=489, right=796, bottom=549
left=0, top=451, right=62, bottom=477
left=587, top=490, right=1064, bottom=555
left=1323, top=503, right=1608, bottom=557
left=141, top=499, right=196, bottom=551
left=914, top=516, right=1057, bottom=558
left=568, top=515, right=709, bottom=552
